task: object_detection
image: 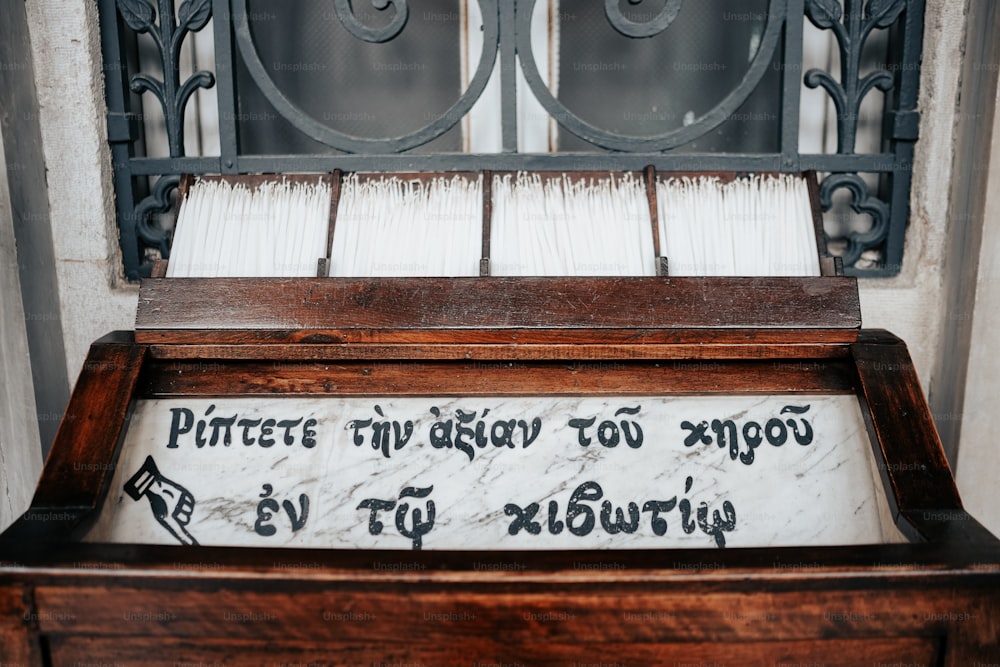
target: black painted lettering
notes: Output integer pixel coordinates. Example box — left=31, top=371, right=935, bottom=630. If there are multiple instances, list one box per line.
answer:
left=566, top=481, right=603, bottom=536
left=166, top=407, right=194, bottom=448
left=259, top=419, right=276, bottom=447
left=504, top=502, right=542, bottom=535
left=239, top=417, right=262, bottom=446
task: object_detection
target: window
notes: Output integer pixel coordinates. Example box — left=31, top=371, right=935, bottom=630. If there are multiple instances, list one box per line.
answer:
left=101, top=0, right=924, bottom=279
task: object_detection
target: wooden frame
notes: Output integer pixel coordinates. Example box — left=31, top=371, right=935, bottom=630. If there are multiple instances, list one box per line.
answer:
left=2, top=330, right=998, bottom=664
left=147, top=170, right=852, bottom=338
left=4, top=163, right=995, bottom=662
left=135, top=276, right=861, bottom=347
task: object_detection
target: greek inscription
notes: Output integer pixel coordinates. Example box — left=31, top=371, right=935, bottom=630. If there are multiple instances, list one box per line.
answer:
left=166, top=405, right=317, bottom=449
left=358, top=486, right=436, bottom=550
left=568, top=405, right=644, bottom=448
left=427, top=407, right=541, bottom=461
left=681, top=404, right=813, bottom=464
left=254, top=484, right=311, bottom=536
left=346, top=404, right=413, bottom=458
left=506, top=479, right=737, bottom=548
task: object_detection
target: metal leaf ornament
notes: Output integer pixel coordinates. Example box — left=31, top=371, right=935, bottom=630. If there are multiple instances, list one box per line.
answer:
left=805, top=0, right=843, bottom=29
left=865, top=0, right=906, bottom=28
left=178, top=0, right=213, bottom=32
left=116, top=0, right=155, bottom=32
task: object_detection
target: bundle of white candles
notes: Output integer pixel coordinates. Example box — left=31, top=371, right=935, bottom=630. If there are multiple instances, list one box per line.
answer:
left=166, top=171, right=822, bottom=279
left=330, top=174, right=482, bottom=277
left=657, top=174, right=821, bottom=277
left=166, top=178, right=331, bottom=278
left=491, top=172, right=656, bottom=276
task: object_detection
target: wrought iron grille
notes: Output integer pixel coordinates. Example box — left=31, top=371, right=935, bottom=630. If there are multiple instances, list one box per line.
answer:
left=100, top=0, right=924, bottom=280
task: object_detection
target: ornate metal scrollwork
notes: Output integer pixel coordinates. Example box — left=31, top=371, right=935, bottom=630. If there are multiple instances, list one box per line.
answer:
left=517, top=0, right=785, bottom=152
left=332, top=0, right=409, bottom=43
left=804, top=0, right=906, bottom=153
left=232, top=0, right=499, bottom=153
left=115, top=0, right=216, bottom=157
left=133, top=174, right=181, bottom=259
left=100, top=0, right=924, bottom=277
left=604, top=0, right=684, bottom=38
left=818, top=173, right=889, bottom=267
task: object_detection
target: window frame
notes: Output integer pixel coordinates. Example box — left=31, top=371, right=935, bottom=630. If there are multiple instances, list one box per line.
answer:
left=99, top=0, right=925, bottom=280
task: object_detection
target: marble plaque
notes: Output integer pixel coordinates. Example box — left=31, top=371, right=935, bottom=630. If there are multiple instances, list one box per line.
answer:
left=83, top=395, right=904, bottom=550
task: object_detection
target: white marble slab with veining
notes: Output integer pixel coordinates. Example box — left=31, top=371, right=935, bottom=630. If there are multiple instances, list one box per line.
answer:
left=83, top=394, right=904, bottom=550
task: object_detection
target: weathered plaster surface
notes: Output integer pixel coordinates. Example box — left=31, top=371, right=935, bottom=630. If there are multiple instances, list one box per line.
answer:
left=956, top=79, right=1000, bottom=538
left=0, top=136, right=42, bottom=531
left=857, top=0, right=966, bottom=392
left=25, top=1, right=137, bottom=383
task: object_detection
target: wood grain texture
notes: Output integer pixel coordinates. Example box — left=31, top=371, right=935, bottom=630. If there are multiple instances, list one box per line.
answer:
left=3, top=325, right=1000, bottom=663
left=27, top=584, right=992, bottom=642
left=944, top=592, right=1000, bottom=667
left=135, top=277, right=861, bottom=339
left=3, top=536, right=1000, bottom=582
left=136, top=326, right=861, bottom=348
left=146, top=341, right=856, bottom=362
left=136, top=357, right=858, bottom=397
left=325, top=168, right=342, bottom=266
left=17, top=575, right=997, bottom=663
left=45, top=636, right=940, bottom=667
left=852, top=331, right=964, bottom=540
left=645, top=165, right=662, bottom=260
left=3, top=520, right=999, bottom=661
left=29, top=332, right=147, bottom=513
left=0, top=585, right=41, bottom=666
left=805, top=169, right=834, bottom=273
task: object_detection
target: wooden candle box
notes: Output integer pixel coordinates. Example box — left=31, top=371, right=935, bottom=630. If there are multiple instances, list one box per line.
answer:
left=2, top=332, right=998, bottom=664
left=2, top=170, right=998, bottom=665
left=136, top=169, right=859, bottom=350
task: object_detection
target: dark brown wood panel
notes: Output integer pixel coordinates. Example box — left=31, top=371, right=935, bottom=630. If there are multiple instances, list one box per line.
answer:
left=45, top=636, right=941, bottom=667
left=146, top=341, right=856, bottom=362
left=137, top=326, right=861, bottom=348
left=4, top=317, right=999, bottom=665
left=29, top=584, right=976, bottom=643
left=805, top=169, right=835, bottom=271
left=852, top=331, right=963, bottom=538
left=6, top=537, right=1000, bottom=585
left=30, top=333, right=147, bottom=512
left=645, top=165, right=663, bottom=261
left=944, top=592, right=1000, bottom=667
left=136, top=358, right=858, bottom=397
left=0, top=585, right=41, bottom=666
left=135, top=277, right=861, bottom=338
